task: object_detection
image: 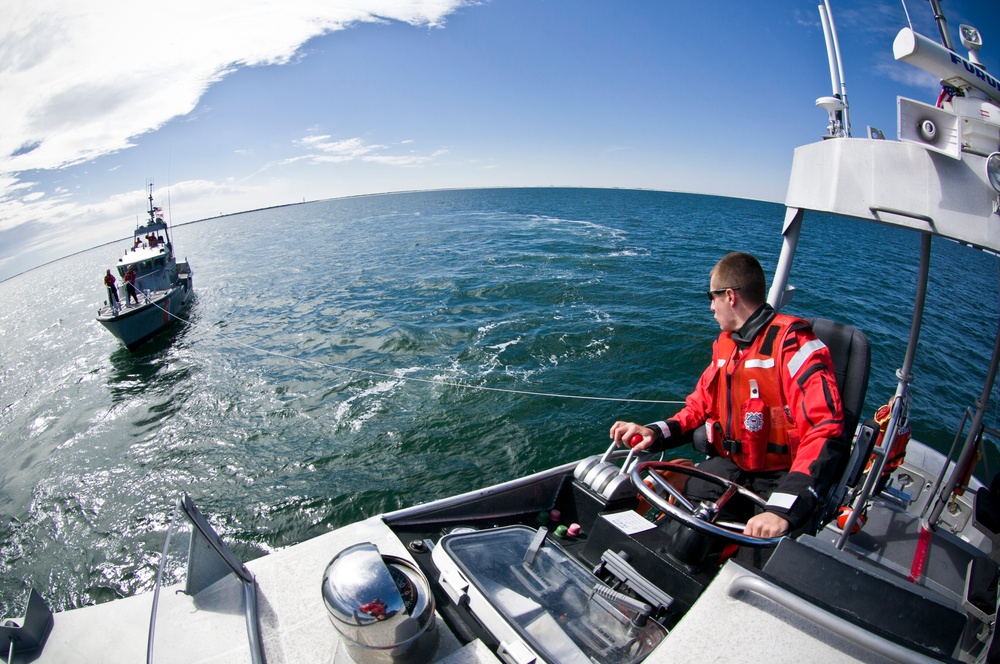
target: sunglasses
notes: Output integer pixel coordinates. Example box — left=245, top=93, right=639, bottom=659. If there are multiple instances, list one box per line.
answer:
left=706, top=286, right=741, bottom=301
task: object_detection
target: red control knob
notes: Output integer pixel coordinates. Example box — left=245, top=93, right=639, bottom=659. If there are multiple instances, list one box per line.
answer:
left=629, top=434, right=643, bottom=448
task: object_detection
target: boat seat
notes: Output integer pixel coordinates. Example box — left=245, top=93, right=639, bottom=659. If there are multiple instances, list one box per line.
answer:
left=806, top=317, right=871, bottom=443
left=803, top=318, right=873, bottom=527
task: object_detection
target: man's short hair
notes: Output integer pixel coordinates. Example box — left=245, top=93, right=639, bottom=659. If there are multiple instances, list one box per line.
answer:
left=712, top=252, right=766, bottom=305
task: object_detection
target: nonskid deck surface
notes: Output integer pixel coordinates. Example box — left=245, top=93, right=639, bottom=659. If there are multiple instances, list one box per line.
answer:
left=251, top=517, right=476, bottom=664
left=818, top=497, right=984, bottom=599
left=651, top=562, right=902, bottom=664
left=31, top=517, right=486, bottom=664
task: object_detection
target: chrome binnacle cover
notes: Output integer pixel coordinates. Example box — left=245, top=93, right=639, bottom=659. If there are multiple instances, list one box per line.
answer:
left=321, top=542, right=437, bottom=664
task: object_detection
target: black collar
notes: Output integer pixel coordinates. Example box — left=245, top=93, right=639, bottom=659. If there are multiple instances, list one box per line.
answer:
left=731, top=304, right=776, bottom=349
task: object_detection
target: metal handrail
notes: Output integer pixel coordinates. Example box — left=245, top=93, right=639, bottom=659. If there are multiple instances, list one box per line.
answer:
left=726, top=573, right=943, bottom=663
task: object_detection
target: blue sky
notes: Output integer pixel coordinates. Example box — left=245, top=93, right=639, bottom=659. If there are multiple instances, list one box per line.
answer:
left=1, top=0, right=997, bottom=280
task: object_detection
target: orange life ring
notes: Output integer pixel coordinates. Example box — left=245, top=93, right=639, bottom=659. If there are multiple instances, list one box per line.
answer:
left=866, top=399, right=910, bottom=477
left=836, top=506, right=866, bottom=534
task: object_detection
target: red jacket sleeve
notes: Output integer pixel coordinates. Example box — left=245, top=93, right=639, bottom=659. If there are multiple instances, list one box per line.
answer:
left=781, top=326, right=844, bottom=478
left=767, top=326, right=847, bottom=528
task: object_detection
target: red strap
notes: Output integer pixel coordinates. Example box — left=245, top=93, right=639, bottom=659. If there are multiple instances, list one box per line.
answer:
left=908, top=524, right=932, bottom=583
left=718, top=543, right=741, bottom=565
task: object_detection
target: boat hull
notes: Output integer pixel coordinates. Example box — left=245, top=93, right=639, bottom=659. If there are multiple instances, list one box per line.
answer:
left=96, top=279, right=193, bottom=350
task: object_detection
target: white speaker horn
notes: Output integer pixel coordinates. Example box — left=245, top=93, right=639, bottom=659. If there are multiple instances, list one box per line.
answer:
left=898, top=97, right=962, bottom=159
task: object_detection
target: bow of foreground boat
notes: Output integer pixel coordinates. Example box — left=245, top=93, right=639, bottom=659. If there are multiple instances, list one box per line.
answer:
left=26, top=442, right=984, bottom=664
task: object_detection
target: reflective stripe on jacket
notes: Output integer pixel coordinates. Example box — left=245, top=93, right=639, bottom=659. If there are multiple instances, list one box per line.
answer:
left=673, top=314, right=844, bottom=477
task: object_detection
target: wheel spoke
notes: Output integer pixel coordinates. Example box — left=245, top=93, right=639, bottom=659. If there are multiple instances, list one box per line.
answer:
left=712, top=484, right=740, bottom=511
left=629, top=460, right=782, bottom=548
left=645, top=470, right=697, bottom=513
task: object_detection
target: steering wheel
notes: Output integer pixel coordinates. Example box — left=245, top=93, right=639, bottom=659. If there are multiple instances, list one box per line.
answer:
left=628, top=460, right=783, bottom=547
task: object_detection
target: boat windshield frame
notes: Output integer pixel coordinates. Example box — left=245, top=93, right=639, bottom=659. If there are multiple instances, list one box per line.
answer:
left=146, top=494, right=263, bottom=664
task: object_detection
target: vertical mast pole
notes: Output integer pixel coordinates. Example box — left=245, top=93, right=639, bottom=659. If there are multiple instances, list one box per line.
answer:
left=768, top=207, right=803, bottom=311
left=819, top=3, right=850, bottom=137
left=927, top=0, right=955, bottom=51
left=824, top=0, right=850, bottom=136
left=837, top=233, right=931, bottom=548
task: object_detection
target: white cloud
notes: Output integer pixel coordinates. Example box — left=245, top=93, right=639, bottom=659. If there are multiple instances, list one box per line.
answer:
left=0, top=0, right=470, bottom=185
left=296, top=135, right=445, bottom=167
left=298, top=136, right=383, bottom=162
left=364, top=149, right=449, bottom=167
left=873, top=60, right=941, bottom=93
left=0, top=0, right=471, bottom=278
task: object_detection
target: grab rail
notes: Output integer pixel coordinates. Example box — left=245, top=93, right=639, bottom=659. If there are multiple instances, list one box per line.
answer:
left=726, top=574, right=942, bottom=663
left=869, top=206, right=935, bottom=225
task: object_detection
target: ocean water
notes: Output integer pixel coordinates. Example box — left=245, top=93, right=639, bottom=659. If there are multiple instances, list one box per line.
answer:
left=0, top=187, right=998, bottom=616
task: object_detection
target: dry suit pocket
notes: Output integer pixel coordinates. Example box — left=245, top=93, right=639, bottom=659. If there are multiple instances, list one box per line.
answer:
left=740, top=379, right=769, bottom=471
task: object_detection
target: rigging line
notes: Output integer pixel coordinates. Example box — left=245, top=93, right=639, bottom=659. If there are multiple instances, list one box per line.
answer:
left=900, top=0, right=913, bottom=32
left=145, top=299, right=686, bottom=405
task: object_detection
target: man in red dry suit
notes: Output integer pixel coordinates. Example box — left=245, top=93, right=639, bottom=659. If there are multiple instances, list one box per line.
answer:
left=610, top=252, right=846, bottom=538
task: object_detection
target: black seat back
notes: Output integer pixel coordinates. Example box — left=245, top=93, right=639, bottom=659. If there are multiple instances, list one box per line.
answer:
left=804, top=318, right=875, bottom=527
left=806, top=317, right=871, bottom=445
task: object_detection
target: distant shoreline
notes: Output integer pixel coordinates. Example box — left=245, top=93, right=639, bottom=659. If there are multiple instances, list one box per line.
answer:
left=1, top=186, right=770, bottom=283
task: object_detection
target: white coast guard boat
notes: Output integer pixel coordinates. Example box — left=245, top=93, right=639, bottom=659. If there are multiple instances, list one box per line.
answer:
left=6, top=3, right=1000, bottom=663
left=95, top=184, right=194, bottom=350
